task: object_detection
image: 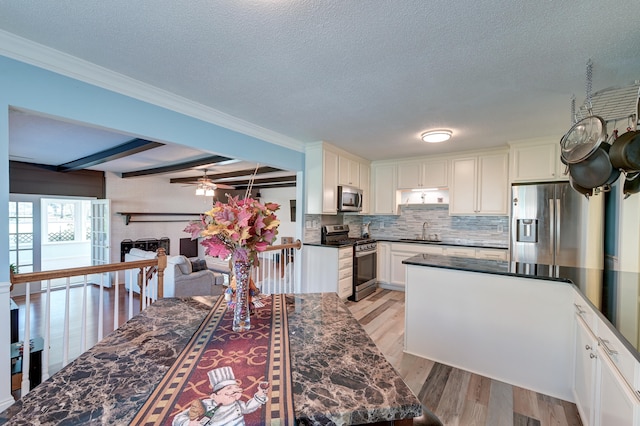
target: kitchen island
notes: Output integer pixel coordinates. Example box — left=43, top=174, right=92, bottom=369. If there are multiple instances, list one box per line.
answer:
left=403, top=253, right=640, bottom=425
left=0, top=293, right=426, bottom=425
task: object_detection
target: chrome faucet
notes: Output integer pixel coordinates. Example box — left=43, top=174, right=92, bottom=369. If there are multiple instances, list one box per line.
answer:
left=422, top=221, right=429, bottom=240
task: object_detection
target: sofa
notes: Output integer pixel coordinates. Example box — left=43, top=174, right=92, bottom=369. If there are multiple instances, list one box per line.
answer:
left=124, top=248, right=225, bottom=297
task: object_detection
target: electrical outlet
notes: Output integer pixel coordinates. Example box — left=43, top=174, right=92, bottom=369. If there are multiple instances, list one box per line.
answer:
left=497, top=224, right=504, bottom=233
left=380, top=222, right=385, bottom=229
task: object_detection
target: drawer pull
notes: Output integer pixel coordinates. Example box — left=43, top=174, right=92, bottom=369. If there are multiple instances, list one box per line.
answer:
left=598, top=337, right=619, bottom=355
left=574, top=303, right=586, bottom=315
left=585, top=344, right=592, bottom=350
left=589, top=353, right=597, bottom=359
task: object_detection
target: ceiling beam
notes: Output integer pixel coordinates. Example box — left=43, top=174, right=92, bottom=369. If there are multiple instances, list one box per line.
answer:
left=219, top=175, right=297, bottom=187
left=57, top=138, right=164, bottom=172
left=169, top=166, right=283, bottom=184
left=234, top=182, right=297, bottom=189
left=121, top=155, right=233, bottom=178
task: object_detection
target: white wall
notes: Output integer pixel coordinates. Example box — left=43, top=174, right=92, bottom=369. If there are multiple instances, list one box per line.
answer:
left=107, top=172, right=220, bottom=261
left=107, top=173, right=299, bottom=262
left=258, top=187, right=297, bottom=244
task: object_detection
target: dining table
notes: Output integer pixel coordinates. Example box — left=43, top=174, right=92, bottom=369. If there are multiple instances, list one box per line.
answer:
left=0, top=292, right=424, bottom=425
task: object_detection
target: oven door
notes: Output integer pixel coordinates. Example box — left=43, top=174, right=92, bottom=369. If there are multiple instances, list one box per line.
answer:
left=352, top=248, right=377, bottom=301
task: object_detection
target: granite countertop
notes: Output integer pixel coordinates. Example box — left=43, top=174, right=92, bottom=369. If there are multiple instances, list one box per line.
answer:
left=305, top=239, right=508, bottom=250
left=377, top=238, right=508, bottom=249
left=402, top=253, right=640, bottom=361
left=0, top=294, right=423, bottom=425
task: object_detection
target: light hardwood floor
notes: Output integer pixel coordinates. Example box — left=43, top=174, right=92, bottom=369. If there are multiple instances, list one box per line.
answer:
left=345, top=288, right=583, bottom=426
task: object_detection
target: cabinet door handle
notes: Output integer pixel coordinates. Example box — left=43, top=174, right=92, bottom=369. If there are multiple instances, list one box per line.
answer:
left=585, top=344, right=592, bottom=350
left=590, top=353, right=597, bottom=359
left=598, top=337, right=619, bottom=355
left=574, top=303, right=586, bottom=315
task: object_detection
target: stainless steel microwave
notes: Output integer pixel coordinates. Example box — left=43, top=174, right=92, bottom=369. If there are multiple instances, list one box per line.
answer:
left=337, top=185, right=363, bottom=212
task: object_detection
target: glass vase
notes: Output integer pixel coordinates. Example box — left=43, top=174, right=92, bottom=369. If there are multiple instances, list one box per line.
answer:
left=232, top=258, right=251, bottom=332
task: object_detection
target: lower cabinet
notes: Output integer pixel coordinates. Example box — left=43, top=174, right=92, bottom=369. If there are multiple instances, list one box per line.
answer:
left=378, top=241, right=508, bottom=290
left=377, top=242, right=391, bottom=284
left=597, top=346, right=640, bottom=425
left=573, top=299, right=640, bottom=426
left=390, top=251, right=415, bottom=289
left=303, top=245, right=353, bottom=298
left=386, top=243, right=443, bottom=290
left=573, top=316, right=597, bottom=426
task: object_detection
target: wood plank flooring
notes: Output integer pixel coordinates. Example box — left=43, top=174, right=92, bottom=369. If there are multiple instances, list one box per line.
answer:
left=345, top=288, right=583, bottom=426
left=11, top=284, right=140, bottom=377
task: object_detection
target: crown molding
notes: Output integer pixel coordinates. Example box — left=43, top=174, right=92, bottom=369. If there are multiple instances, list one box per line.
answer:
left=0, top=30, right=305, bottom=152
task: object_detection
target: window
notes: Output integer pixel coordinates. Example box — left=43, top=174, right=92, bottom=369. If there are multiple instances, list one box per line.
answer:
left=42, top=199, right=91, bottom=244
left=9, top=201, right=34, bottom=273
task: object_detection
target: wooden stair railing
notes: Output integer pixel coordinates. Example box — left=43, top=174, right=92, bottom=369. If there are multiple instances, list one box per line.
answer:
left=9, top=249, right=167, bottom=396
left=7, top=241, right=302, bottom=396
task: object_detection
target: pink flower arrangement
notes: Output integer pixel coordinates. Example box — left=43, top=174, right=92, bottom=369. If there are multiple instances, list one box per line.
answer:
left=184, top=195, right=280, bottom=265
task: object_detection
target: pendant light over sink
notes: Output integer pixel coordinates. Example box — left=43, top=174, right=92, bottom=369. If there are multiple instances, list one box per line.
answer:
left=421, top=129, right=452, bottom=143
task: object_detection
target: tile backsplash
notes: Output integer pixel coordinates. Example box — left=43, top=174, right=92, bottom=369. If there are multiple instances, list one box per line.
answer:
left=304, top=204, right=509, bottom=247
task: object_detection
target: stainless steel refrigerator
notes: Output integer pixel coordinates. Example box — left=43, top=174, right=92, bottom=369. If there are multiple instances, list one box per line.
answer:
left=510, top=182, right=603, bottom=270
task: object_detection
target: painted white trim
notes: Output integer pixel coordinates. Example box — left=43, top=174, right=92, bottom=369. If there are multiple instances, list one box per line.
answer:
left=0, top=30, right=305, bottom=153
left=0, top=280, right=15, bottom=411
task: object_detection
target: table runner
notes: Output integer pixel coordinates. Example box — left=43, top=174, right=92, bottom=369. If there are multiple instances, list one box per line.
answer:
left=132, top=294, right=295, bottom=425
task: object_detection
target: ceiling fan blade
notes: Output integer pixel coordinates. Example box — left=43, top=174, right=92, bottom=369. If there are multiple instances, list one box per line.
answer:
left=215, top=183, right=235, bottom=189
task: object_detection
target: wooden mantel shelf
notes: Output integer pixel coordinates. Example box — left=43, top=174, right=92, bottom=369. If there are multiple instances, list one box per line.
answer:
left=117, top=212, right=202, bottom=225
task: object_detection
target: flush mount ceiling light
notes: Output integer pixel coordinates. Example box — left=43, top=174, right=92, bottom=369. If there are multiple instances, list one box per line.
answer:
left=421, top=129, right=452, bottom=143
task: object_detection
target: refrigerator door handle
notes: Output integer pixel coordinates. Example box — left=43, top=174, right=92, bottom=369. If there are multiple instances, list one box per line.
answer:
left=555, top=198, right=561, bottom=277
left=549, top=197, right=555, bottom=255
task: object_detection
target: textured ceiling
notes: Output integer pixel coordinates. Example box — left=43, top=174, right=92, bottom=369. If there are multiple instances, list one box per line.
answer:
left=0, top=0, right=639, bottom=163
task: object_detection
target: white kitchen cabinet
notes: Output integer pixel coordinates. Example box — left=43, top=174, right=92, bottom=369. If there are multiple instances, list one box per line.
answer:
left=378, top=241, right=508, bottom=289
left=337, top=247, right=354, bottom=299
left=371, top=163, right=398, bottom=215
left=509, top=140, right=568, bottom=183
left=359, top=162, right=371, bottom=214
left=397, top=159, right=448, bottom=189
left=386, top=243, right=443, bottom=290
left=377, top=242, right=390, bottom=284
left=306, top=142, right=369, bottom=215
left=596, top=344, right=640, bottom=426
left=338, top=156, right=360, bottom=187
left=305, top=143, right=339, bottom=214
left=449, top=151, right=508, bottom=215
left=302, top=245, right=352, bottom=298
left=573, top=316, right=597, bottom=426
left=390, top=251, right=414, bottom=289
left=571, top=292, right=640, bottom=426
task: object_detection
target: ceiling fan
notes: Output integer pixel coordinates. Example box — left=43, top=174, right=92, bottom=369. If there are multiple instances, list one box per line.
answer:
left=183, top=169, right=235, bottom=196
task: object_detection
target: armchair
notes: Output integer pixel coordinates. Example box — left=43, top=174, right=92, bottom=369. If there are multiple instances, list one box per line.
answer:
left=124, top=248, right=224, bottom=297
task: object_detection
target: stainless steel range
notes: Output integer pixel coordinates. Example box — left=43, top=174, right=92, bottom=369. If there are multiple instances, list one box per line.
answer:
left=322, top=225, right=377, bottom=301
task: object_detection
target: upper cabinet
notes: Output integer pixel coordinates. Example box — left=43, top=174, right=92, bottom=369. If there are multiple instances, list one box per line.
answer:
left=371, top=163, right=398, bottom=215
left=338, top=156, right=360, bottom=187
left=397, top=159, right=448, bottom=189
left=449, top=151, right=509, bottom=215
left=359, top=163, right=371, bottom=214
left=305, top=142, right=370, bottom=215
left=305, top=143, right=338, bottom=214
left=509, top=138, right=568, bottom=182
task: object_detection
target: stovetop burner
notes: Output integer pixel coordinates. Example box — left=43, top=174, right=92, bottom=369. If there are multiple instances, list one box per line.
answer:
left=321, top=225, right=375, bottom=246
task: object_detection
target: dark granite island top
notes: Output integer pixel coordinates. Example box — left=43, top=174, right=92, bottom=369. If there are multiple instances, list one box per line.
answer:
left=0, top=293, right=423, bottom=425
